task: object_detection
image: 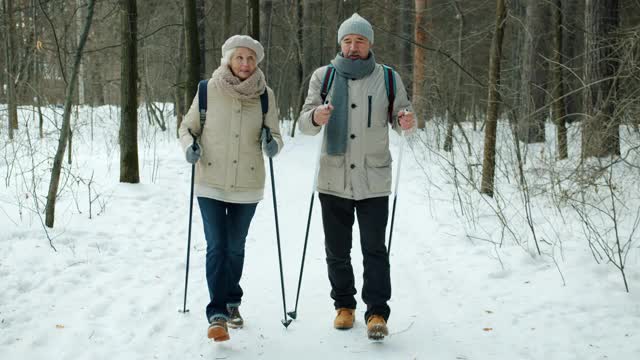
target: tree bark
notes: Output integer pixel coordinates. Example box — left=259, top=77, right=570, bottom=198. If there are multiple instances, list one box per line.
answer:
left=4, top=0, right=18, bottom=136
left=413, top=0, right=429, bottom=128
left=551, top=0, right=568, bottom=159
left=196, top=0, right=206, bottom=78
left=184, top=0, right=201, bottom=115
left=303, top=0, right=322, bottom=78
left=444, top=0, right=464, bottom=152
left=480, top=0, right=506, bottom=197
left=518, top=0, right=546, bottom=143
left=120, top=0, right=140, bottom=184
left=77, top=0, right=85, bottom=105
left=248, top=0, right=259, bottom=40
left=45, top=0, right=96, bottom=228
left=562, top=0, right=581, bottom=123
left=290, top=0, right=304, bottom=137
left=175, top=22, right=186, bottom=138
left=400, top=0, right=413, bottom=92
left=224, top=0, right=231, bottom=40
left=582, top=0, right=620, bottom=158
left=261, top=0, right=274, bottom=79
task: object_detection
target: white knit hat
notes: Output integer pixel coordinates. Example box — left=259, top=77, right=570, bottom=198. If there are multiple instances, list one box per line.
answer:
left=221, top=35, right=264, bottom=63
left=337, top=13, right=374, bottom=45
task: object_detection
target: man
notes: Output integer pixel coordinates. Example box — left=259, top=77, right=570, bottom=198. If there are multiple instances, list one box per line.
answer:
left=298, top=13, right=416, bottom=340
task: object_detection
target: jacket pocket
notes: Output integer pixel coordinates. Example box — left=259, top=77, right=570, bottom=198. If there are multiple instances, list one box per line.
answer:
left=198, top=157, right=225, bottom=187
left=317, top=155, right=345, bottom=193
left=236, top=152, right=265, bottom=190
left=364, top=152, right=392, bottom=194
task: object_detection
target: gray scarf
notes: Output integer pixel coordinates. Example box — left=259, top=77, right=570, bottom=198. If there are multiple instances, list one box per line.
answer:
left=326, top=51, right=376, bottom=155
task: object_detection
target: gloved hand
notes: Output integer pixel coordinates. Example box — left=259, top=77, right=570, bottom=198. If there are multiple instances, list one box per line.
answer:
left=186, top=143, right=201, bottom=164
left=261, top=127, right=278, bottom=158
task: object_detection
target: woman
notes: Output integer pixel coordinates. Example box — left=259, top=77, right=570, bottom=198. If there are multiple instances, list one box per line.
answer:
left=179, top=35, right=283, bottom=342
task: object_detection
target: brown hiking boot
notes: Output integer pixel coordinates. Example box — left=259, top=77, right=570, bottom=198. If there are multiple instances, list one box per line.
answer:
left=333, top=308, right=355, bottom=329
left=227, top=306, right=243, bottom=329
left=207, top=318, right=230, bottom=342
left=366, top=315, right=389, bottom=340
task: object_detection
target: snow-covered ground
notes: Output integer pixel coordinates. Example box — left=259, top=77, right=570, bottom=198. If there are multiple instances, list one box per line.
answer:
left=1, top=105, right=639, bottom=359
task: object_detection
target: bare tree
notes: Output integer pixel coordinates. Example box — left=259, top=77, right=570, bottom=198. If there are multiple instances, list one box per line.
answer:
left=224, top=0, right=232, bottom=39
left=413, top=0, right=429, bottom=128
left=45, top=0, right=96, bottom=228
left=551, top=0, right=568, bottom=159
left=582, top=0, right=621, bottom=158
left=443, top=0, right=464, bottom=152
left=261, top=0, right=274, bottom=79
left=120, top=0, right=140, bottom=184
left=196, top=0, right=206, bottom=77
left=77, top=0, right=86, bottom=105
left=518, top=0, right=547, bottom=143
left=4, top=0, right=18, bottom=139
left=184, top=0, right=201, bottom=116
left=480, top=0, right=507, bottom=197
left=248, top=0, right=259, bottom=40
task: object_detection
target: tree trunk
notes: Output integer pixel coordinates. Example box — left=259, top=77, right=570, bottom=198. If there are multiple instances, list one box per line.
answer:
left=224, top=0, right=231, bottom=40
left=260, top=0, right=274, bottom=79
left=76, top=0, right=85, bottom=105
left=400, top=0, right=413, bottom=92
left=184, top=0, right=201, bottom=115
left=196, top=0, right=206, bottom=78
left=551, top=0, right=568, bottom=159
left=582, top=0, right=620, bottom=158
left=32, top=0, right=44, bottom=138
left=120, top=0, right=139, bottom=184
left=303, top=0, right=322, bottom=78
left=413, top=0, right=429, bottom=128
left=248, top=0, right=259, bottom=40
left=444, top=0, right=464, bottom=152
left=518, top=0, right=546, bottom=143
left=290, top=0, right=304, bottom=137
left=175, top=23, right=186, bottom=138
left=507, top=0, right=525, bottom=110
left=45, top=0, right=96, bottom=228
left=562, top=0, right=581, bottom=123
left=4, top=0, right=18, bottom=136
left=480, top=0, right=507, bottom=197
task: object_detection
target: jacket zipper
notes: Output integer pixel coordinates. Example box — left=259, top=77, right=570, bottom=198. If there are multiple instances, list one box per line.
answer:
left=367, top=95, right=372, bottom=128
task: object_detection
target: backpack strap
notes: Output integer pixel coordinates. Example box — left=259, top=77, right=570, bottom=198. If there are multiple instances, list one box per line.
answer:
left=260, top=89, right=269, bottom=116
left=198, top=79, right=209, bottom=129
left=260, top=89, right=272, bottom=141
left=320, top=64, right=336, bottom=104
left=382, top=65, right=396, bottom=124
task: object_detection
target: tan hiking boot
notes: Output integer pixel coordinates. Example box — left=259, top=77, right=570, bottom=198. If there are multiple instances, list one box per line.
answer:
left=207, top=318, right=230, bottom=342
left=227, top=306, right=243, bottom=329
left=366, top=315, right=389, bottom=340
left=333, top=308, right=355, bottom=329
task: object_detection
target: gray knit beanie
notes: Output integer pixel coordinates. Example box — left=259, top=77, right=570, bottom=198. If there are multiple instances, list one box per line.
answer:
left=337, top=13, right=374, bottom=45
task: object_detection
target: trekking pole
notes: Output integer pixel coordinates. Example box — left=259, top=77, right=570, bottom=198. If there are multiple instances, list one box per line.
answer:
left=265, top=129, right=292, bottom=328
left=388, top=129, right=406, bottom=255
left=180, top=130, right=198, bottom=314
left=288, top=131, right=323, bottom=320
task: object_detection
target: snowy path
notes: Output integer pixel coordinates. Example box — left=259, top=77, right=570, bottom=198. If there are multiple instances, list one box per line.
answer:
left=1, top=126, right=639, bottom=360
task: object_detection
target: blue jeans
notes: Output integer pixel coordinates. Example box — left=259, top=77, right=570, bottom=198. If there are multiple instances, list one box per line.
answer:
left=197, top=197, right=258, bottom=322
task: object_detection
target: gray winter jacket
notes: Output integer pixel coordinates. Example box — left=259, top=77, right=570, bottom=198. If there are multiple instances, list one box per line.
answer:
left=298, top=64, right=414, bottom=200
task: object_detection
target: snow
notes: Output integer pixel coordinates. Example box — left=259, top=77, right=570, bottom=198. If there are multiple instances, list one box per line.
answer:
left=1, top=105, right=639, bottom=360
